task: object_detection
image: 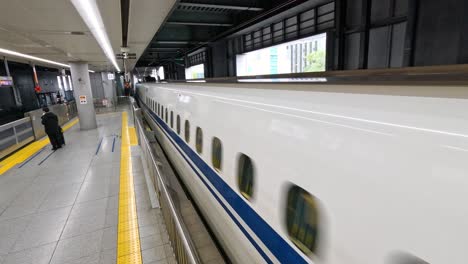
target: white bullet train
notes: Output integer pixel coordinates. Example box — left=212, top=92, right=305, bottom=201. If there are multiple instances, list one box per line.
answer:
left=136, top=80, right=468, bottom=264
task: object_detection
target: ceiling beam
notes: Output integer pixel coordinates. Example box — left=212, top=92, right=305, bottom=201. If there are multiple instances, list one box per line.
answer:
left=146, top=51, right=180, bottom=54
left=178, top=2, right=263, bottom=11
left=154, top=40, right=202, bottom=44
left=166, top=21, right=233, bottom=27
left=147, top=47, right=181, bottom=50
left=120, top=0, right=130, bottom=47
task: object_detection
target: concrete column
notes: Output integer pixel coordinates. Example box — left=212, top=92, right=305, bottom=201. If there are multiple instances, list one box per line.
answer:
left=70, top=62, right=97, bottom=130
left=3, top=57, right=22, bottom=107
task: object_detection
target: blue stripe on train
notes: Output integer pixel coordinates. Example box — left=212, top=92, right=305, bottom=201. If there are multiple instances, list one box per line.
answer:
left=148, top=110, right=273, bottom=264
left=138, top=95, right=307, bottom=264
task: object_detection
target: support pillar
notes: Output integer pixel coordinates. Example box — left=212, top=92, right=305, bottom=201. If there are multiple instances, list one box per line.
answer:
left=3, top=57, right=22, bottom=107
left=70, top=62, right=97, bottom=130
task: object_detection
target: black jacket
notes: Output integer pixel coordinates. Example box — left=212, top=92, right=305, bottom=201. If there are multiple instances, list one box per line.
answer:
left=41, top=112, right=59, bottom=135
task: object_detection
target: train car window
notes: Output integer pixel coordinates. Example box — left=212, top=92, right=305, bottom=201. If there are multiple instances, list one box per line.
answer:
left=170, top=111, right=174, bottom=128
left=184, top=120, right=190, bottom=143
left=212, top=137, right=222, bottom=171
left=286, top=185, right=320, bottom=256
left=196, top=127, right=203, bottom=154
left=165, top=109, right=168, bottom=123
left=160, top=105, right=163, bottom=116
left=177, top=115, right=181, bottom=134
left=237, top=154, right=254, bottom=200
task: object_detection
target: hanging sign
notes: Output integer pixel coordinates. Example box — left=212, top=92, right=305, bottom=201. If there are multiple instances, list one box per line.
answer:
left=107, top=73, right=115, bottom=80
left=79, top=95, right=87, bottom=104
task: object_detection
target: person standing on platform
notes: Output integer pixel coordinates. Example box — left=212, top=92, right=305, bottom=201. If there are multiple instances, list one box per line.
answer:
left=124, top=81, right=131, bottom=96
left=41, top=107, right=62, bottom=150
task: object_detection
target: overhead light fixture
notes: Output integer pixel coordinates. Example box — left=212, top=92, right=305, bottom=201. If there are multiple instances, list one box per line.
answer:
left=0, top=47, right=97, bottom=73
left=70, top=0, right=121, bottom=72
left=0, top=47, right=69, bottom=68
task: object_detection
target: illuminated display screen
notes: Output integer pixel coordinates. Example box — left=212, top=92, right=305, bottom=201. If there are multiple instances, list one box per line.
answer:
left=236, top=33, right=327, bottom=77
left=0, top=76, right=13, bottom=87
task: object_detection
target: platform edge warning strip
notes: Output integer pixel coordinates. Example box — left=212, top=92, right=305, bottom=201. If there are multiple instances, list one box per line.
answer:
left=0, top=118, right=79, bottom=175
left=128, top=127, right=138, bottom=146
left=117, top=112, right=142, bottom=264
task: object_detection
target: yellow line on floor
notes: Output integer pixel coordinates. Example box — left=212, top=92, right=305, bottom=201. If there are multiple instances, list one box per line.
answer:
left=117, top=112, right=142, bottom=264
left=128, top=127, right=138, bottom=146
left=0, top=118, right=79, bottom=175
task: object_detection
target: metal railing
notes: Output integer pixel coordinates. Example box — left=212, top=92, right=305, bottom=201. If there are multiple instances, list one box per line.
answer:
left=117, top=96, right=131, bottom=105
left=93, top=98, right=117, bottom=113
left=134, top=108, right=201, bottom=264
left=0, top=102, right=78, bottom=160
left=25, top=102, right=78, bottom=140
left=0, top=117, right=34, bottom=160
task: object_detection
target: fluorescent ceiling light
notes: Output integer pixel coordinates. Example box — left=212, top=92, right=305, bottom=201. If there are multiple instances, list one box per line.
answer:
left=70, top=0, right=121, bottom=72
left=0, top=47, right=69, bottom=68
left=0, top=47, right=96, bottom=73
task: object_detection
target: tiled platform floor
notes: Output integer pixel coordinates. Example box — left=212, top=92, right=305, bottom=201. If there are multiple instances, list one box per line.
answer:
left=0, top=112, right=173, bottom=264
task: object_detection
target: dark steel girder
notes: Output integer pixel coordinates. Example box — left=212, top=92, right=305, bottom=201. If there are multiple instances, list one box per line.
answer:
left=120, top=0, right=130, bottom=47
left=178, top=2, right=263, bottom=11
left=166, top=21, right=233, bottom=27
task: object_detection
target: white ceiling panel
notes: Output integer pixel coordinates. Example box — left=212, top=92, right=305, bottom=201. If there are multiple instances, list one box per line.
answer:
left=97, top=0, right=122, bottom=54
left=126, top=0, right=177, bottom=69
left=0, top=0, right=122, bottom=71
left=33, top=34, right=102, bottom=55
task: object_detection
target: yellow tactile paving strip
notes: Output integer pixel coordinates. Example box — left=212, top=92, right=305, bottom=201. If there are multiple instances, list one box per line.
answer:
left=128, top=127, right=138, bottom=146
left=0, top=118, right=79, bottom=175
left=117, top=112, right=142, bottom=264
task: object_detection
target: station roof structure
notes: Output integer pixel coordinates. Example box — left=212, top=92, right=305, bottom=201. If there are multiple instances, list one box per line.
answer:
left=136, top=0, right=288, bottom=67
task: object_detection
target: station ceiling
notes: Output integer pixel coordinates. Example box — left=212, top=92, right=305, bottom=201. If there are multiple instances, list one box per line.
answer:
left=0, top=0, right=175, bottom=72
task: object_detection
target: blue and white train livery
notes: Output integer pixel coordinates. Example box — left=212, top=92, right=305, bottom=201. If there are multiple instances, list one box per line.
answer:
left=136, top=82, right=468, bottom=264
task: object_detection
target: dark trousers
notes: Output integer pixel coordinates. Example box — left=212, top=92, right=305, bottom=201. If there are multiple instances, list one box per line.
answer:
left=47, top=132, right=61, bottom=149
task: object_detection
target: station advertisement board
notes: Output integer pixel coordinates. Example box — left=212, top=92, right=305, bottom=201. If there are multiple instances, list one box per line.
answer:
left=0, top=76, right=13, bottom=87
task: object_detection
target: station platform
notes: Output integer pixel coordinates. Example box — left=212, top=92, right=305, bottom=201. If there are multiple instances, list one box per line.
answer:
left=0, top=110, right=175, bottom=264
